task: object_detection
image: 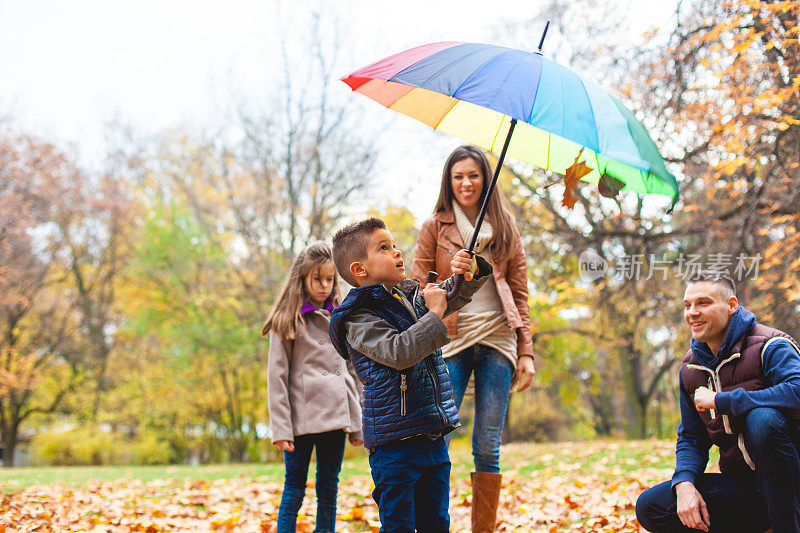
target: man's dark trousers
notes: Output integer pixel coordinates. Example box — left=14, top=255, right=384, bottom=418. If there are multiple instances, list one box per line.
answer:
left=369, top=435, right=450, bottom=533
left=636, top=407, right=800, bottom=532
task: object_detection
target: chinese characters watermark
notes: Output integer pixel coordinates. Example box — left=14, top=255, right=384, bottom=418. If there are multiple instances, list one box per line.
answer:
left=579, top=251, right=762, bottom=282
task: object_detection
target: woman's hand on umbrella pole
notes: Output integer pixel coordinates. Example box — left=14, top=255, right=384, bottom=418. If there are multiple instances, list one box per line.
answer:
left=450, top=249, right=474, bottom=281
left=512, top=355, right=535, bottom=393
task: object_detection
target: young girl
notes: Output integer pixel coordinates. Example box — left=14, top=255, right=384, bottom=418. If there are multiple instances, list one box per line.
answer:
left=262, top=242, right=363, bottom=533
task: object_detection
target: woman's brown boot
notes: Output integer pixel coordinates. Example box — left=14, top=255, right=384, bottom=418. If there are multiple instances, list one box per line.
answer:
left=471, top=471, right=502, bottom=532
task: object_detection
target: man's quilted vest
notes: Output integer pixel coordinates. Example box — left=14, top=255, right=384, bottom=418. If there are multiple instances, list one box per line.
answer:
left=329, top=280, right=461, bottom=449
left=681, top=323, right=799, bottom=473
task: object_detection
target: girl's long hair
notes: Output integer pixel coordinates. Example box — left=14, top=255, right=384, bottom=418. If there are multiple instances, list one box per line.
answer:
left=261, top=242, right=341, bottom=340
left=433, top=145, right=517, bottom=262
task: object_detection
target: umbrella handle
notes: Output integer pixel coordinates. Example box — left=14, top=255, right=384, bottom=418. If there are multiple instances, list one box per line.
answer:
left=446, top=274, right=464, bottom=302
left=425, top=270, right=463, bottom=302
left=425, top=271, right=438, bottom=285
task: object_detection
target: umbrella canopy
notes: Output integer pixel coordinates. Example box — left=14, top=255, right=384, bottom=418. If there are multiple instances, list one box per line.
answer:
left=342, top=41, right=679, bottom=202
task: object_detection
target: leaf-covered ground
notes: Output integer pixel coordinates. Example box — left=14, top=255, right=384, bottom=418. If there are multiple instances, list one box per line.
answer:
left=0, top=439, right=717, bottom=532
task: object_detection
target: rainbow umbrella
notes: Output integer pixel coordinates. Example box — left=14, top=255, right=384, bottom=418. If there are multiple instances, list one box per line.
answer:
left=342, top=39, right=679, bottom=294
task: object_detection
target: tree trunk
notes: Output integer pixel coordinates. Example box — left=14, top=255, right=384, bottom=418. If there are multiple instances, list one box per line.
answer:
left=638, top=399, right=648, bottom=439
left=2, top=427, right=17, bottom=468
left=228, top=435, right=248, bottom=463
left=587, top=388, right=616, bottom=436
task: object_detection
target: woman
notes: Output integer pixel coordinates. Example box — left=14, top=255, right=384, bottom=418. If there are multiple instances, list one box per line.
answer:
left=411, top=145, right=535, bottom=533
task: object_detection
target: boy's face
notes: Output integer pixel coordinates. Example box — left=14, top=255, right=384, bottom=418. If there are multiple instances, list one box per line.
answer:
left=352, top=228, right=405, bottom=288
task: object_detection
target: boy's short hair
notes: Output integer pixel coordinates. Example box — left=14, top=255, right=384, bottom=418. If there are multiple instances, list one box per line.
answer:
left=686, top=270, right=737, bottom=299
left=332, top=217, right=387, bottom=286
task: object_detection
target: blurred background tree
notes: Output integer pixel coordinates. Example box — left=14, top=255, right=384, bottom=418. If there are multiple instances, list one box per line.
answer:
left=1, top=0, right=797, bottom=466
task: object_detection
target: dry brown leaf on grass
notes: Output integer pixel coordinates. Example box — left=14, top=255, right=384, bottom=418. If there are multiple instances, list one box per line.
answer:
left=0, top=440, right=676, bottom=532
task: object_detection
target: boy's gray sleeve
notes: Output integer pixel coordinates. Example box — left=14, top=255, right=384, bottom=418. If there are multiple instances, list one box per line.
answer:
left=345, top=310, right=450, bottom=371
left=440, top=255, right=493, bottom=317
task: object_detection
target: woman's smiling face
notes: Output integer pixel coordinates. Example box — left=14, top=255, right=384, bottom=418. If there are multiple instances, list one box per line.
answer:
left=450, top=157, right=484, bottom=212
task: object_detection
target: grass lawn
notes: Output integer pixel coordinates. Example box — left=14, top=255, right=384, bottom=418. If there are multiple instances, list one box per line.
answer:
left=0, top=462, right=287, bottom=491
left=0, top=439, right=712, bottom=532
left=0, top=438, right=692, bottom=490
left=0, top=452, right=373, bottom=492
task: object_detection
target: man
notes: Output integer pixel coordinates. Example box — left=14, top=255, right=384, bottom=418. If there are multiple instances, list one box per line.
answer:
left=636, top=271, right=800, bottom=532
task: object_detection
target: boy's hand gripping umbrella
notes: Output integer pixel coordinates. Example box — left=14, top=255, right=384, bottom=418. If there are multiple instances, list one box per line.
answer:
left=342, top=27, right=679, bottom=299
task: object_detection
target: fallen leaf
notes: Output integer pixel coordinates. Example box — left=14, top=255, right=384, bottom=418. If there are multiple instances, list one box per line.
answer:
left=562, top=151, right=594, bottom=209
left=0, top=440, right=678, bottom=532
left=598, top=172, right=625, bottom=198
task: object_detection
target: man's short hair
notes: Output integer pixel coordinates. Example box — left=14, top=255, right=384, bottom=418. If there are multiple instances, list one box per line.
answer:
left=686, top=270, right=737, bottom=299
left=332, top=217, right=387, bottom=286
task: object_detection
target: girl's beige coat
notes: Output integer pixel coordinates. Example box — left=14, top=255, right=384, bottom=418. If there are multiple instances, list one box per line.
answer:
left=267, top=308, right=363, bottom=443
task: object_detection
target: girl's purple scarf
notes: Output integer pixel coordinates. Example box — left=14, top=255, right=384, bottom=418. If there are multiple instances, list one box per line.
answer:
left=300, top=299, right=335, bottom=314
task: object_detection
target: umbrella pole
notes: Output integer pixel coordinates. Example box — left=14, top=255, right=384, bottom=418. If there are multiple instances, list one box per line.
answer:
left=446, top=118, right=517, bottom=300
left=467, top=118, right=517, bottom=251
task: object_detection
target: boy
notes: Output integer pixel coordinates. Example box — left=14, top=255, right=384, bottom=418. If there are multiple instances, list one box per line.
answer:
left=329, top=217, right=492, bottom=532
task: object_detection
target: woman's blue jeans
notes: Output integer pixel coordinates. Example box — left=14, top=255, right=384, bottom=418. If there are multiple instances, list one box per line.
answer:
left=276, top=429, right=346, bottom=533
left=445, top=344, right=514, bottom=473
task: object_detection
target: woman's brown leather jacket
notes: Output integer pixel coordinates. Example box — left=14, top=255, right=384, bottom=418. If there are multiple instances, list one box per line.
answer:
left=410, top=209, right=534, bottom=358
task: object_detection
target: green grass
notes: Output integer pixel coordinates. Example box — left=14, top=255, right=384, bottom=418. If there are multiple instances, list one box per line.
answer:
left=0, top=439, right=695, bottom=531
left=0, top=455, right=374, bottom=492
left=0, top=439, right=695, bottom=493
left=0, top=462, right=285, bottom=491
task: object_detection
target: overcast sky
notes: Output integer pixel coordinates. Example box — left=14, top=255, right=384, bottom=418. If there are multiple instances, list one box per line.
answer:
left=0, top=0, right=677, bottom=219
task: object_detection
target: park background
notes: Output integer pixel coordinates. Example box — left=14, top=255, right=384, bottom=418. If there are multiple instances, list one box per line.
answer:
left=0, top=0, right=798, bottom=530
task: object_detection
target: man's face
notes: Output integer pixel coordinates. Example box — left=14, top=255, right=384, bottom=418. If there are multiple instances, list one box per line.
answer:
left=357, top=228, right=405, bottom=288
left=683, top=281, right=738, bottom=350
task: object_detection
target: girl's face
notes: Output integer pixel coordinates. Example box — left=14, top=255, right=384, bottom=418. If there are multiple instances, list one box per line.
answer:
left=450, top=157, right=484, bottom=212
left=304, top=261, right=336, bottom=309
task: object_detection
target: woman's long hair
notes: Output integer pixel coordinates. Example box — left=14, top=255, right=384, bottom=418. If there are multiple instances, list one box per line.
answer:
left=261, top=242, right=340, bottom=340
left=433, top=145, right=517, bottom=262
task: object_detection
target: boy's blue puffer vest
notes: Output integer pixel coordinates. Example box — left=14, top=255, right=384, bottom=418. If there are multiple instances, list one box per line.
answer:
left=329, top=279, right=461, bottom=449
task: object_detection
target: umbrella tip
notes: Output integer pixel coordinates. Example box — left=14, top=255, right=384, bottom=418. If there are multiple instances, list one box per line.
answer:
left=536, top=20, right=551, bottom=55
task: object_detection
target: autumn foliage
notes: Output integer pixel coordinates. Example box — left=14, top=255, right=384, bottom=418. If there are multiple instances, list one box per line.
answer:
left=0, top=440, right=681, bottom=532
left=0, top=3, right=795, bottom=522
left=498, top=0, right=800, bottom=441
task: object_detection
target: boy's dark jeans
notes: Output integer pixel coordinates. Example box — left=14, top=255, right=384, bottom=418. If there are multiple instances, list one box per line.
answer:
left=636, top=407, right=800, bottom=532
left=276, top=429, right=346, bottom=533
left=369, top=435, right=450, bottom=533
